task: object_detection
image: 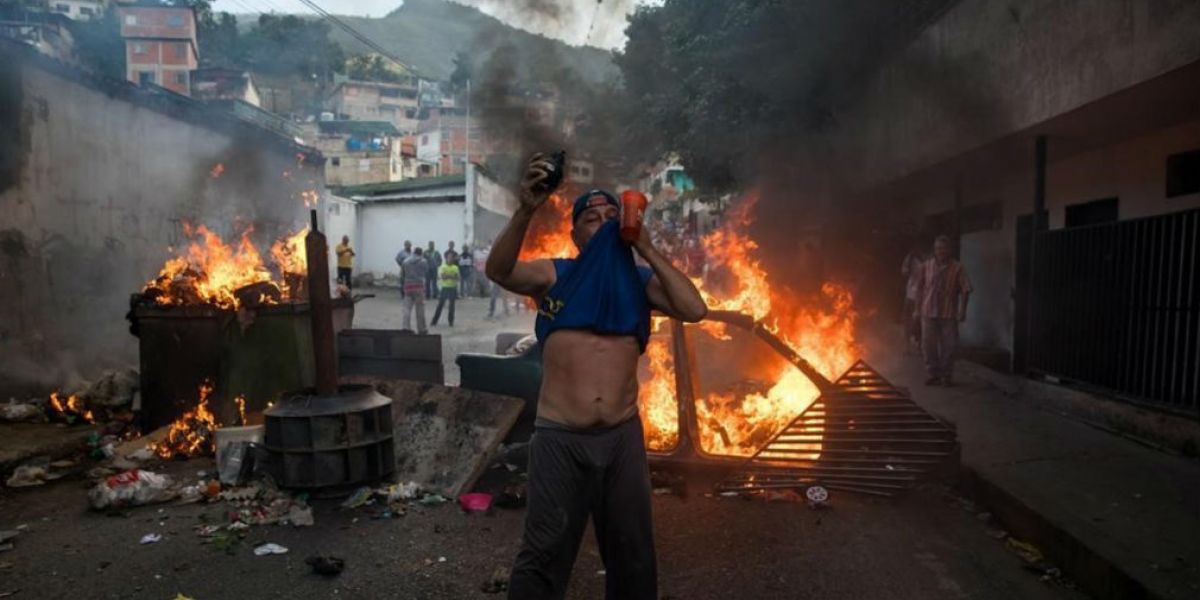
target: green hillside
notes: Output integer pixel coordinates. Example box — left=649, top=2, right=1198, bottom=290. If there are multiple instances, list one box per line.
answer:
left=327, top=0, right=619, bottom=83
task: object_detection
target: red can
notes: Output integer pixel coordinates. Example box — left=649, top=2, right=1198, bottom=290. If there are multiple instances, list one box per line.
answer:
left=620, top=190, right=648, bottom=242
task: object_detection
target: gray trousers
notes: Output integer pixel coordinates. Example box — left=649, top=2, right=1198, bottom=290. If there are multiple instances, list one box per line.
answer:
left=509, top=415, right=657, bottom=600
left=921, top=317, right=958, bottom=379
left=401, top=291, right=426, bottom=334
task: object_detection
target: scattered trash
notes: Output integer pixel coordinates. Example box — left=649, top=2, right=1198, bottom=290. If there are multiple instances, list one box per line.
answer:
left=341, top=487, right=374, bottom=509
left=253, top=543, right=289, bottom=556
left=438, top=556, right=446, bottom=563
left=305, top=555, right=345, bottom=576
left=1006, top=538, right=1044, bottom=564
left=805, top=485, right=830, bottom=509
left=764, top=490, right=806, bottom=503
left=418, top=494, right=449, bottom=506
left=0, top=401, right=44, bottom=422
left=493, top=482, right=527, bottom=509
left=128, top=447, right=156, bottom=462
left=6, top=464, right=53, bottom=488
left=718, top=491, right=739, bottom=498
left=88, top=469, right=176, bottom=510
left=458, top=493, right=493, bottom=513
left=140, top=533, right=162, bottom=545
left=481, top=567, right=510, bottom=594
left=287, top=504, right=315, bottom=527
left=173, top=594, right=196, bottom=600
left=381, top=481, right=422, bottom=502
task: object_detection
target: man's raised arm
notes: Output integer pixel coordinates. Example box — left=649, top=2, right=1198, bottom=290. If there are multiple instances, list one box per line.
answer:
left=636, top=228, right=708, bottom=323
left=485, top=154, right=557, bottom=298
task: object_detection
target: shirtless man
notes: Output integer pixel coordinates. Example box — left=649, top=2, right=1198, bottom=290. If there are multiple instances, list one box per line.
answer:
left=487, top=155, right=707, bottom=600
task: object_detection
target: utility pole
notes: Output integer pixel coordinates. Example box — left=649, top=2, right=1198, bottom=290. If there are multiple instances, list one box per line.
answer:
left=465, top=79, right=471, bottom=173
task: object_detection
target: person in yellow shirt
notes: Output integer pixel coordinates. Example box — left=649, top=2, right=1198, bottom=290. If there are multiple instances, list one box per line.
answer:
left=335, top=235, right=355, bottom=289
left=431, top=255, right=460, bottom=327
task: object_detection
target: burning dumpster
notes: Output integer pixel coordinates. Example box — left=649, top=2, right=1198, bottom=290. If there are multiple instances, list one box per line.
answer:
left=127, top=224, right=353, bottom=430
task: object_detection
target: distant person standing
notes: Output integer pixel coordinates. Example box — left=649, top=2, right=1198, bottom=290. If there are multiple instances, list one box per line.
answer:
left=443, top=241, right=459, bottom=266
left=901, top=243, right=927, bottom=352
left=431, top=255, right=460, bottom=327
left=396, top=238, right=415, bottom=295
left=335, top=235, right=355, bottom=289
left=400, top=247, right=429, bottom=334
left=425, top=241, right=442, bottom=299
left=459, top=245, right=476, bottom=296
left=914, top=235, right=972, bottom=386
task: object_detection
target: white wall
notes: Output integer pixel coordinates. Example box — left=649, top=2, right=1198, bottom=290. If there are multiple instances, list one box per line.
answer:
left=322, top=194, right=358, bottom=275
left=356, top=200, right=466, bottom=277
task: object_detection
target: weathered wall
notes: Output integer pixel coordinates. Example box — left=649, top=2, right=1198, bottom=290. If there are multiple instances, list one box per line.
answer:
left=0, top=51, right=319, bottom=389
left=931, top=117, right=1200, bottom=352
left=826, top=0, right=1200, bottom=192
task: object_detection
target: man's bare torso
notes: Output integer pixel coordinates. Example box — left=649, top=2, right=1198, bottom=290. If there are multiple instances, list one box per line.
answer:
left=538, top=329, right=640, bottom=429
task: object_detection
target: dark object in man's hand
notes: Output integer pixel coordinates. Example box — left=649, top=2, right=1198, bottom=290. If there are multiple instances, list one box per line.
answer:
left=534, top=150, right=567, bottom=194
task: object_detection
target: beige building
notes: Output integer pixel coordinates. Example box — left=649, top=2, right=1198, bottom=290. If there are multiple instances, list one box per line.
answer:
left=312, top=120, right=406, bottom=187
left=326, top=79, right=422, bottom=135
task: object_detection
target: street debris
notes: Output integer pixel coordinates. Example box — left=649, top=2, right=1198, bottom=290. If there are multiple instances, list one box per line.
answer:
left=140, top=533, right=163, bottom=545
left=5, top=464, right=55, bottom=488
left=458, top=492, right=493, bottom=513
left=806, top=485, right=830, bottom=509
left=0, top=530, right=17, bottom=553
left=305, top=555, right=345, bottom=576
left=88, top=469, right=176, bottom=510
left=481, top=566, right=510, bottom=594
left=253, top=543, right=289, bottom=556
left=341, top=486, right=373, bottom=509
left=0, top=400, right=44, bottom=423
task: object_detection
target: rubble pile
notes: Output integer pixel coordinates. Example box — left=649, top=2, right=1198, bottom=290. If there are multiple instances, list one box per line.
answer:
left=0, top=368, right=139, bottom=434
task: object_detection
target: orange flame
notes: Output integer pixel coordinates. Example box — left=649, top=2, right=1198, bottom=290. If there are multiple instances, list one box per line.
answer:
left=210, top=163, right=225, bottom=179
left=517, top=188, right=858, bottom=458
left=48, top=391, right=96, bottom=423
left=155, top=382, right=219, bottom=459
left=143, top=224, right=309, bottom=310
left=518, top=193, right=576, bottom=261
left=640, top=191, right=858, bottom=457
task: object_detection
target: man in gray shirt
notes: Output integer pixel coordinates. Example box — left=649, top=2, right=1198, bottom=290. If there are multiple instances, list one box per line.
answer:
left=400, top=247, right=429, bottom=334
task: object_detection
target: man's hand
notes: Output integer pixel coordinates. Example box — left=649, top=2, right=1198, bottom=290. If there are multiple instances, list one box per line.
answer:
left=519, top=153, right=556, bottom=212
left=630, top=219, right=655, bottom=258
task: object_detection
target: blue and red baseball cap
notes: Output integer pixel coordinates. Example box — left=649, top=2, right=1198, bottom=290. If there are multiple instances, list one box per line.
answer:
left=571, top=189, right=620, bottom=223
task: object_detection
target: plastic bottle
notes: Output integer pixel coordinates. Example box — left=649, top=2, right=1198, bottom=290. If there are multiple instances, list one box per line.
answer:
left=620, top=190, right=648, bottom=242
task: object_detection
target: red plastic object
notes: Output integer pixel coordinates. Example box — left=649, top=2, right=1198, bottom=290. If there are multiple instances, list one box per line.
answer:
left=458, top=492, right=494, bottom=513
left=620, top=190, right=648, bottom=242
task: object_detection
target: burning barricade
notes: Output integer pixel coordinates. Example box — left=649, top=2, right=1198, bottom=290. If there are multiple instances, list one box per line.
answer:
left=127, top=223, right=354, bottom=431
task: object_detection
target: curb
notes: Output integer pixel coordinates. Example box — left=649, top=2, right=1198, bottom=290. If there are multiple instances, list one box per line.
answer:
left=957, top=465, right=1154, bottom=600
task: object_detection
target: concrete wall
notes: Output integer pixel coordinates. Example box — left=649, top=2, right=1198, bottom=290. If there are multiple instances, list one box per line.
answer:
left=0, top=52, right=319, bottom=387
left=356, top=200, right=466, bottom=278
left=945, top=117, right=1200, bottom=351
left=827, top=0, right=1200, bottom=192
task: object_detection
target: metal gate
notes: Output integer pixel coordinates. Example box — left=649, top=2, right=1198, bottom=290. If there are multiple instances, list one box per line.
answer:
left=1028, top=207, right=1200, bottom=417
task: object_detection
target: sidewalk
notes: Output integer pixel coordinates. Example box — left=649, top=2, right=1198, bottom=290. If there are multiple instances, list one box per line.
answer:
left=871, top=350, right=1200, bottom=600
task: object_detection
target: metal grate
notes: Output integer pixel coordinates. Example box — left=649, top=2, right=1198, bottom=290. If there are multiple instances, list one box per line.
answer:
left=716, top=360, right=958, bottom=497
left=1028, top=207, right=1200, bottom=417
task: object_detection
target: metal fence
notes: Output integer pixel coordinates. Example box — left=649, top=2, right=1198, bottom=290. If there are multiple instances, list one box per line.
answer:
left=1029, top=207, right=1200, bottom=417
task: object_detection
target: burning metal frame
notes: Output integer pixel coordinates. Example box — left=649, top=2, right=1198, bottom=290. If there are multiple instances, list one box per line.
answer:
left=650, top=313, right=958, bottom=497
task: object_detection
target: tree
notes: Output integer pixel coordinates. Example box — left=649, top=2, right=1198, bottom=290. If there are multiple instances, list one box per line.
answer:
left=346, top=54, right=405, bottom=83
left=615, top=0, right=955, bottom=193
left=70, top=5, right=124, bottom=81
left=241, top=14, right=345, bottom=81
